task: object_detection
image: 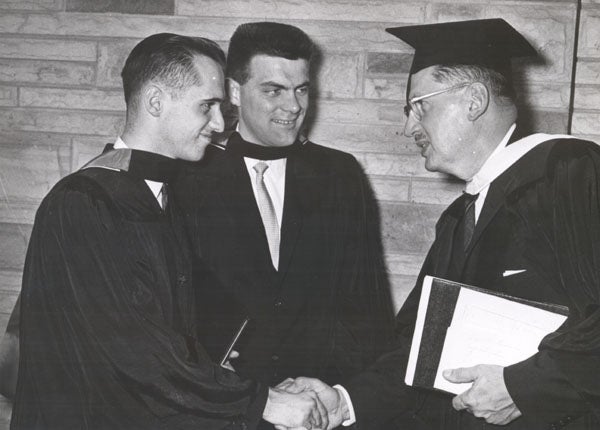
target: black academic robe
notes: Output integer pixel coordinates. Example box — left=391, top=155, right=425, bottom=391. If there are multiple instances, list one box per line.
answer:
left=11, top=149, right=266, bottom=430
left=174, top=136, right=395, bottom=391
left=344, top=138, right=600, bottom=430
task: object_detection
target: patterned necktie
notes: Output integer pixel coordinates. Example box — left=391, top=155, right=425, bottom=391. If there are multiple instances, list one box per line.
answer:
left=160, top=183, right=168, bottom=211
left=463, top=192, right=479, bottom=250
left=253, top=162, right=280, bottom=269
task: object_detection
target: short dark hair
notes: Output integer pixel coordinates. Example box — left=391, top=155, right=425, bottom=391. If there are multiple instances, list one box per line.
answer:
left=226, top=22, right=315, bottom=84
left=121, top=33, right=225, bottom=107
left=431, top=64, right=516, bottom=103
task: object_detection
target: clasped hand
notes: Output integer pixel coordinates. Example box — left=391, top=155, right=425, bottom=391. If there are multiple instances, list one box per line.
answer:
left=262, top=377, right=348, bottom=430
left=443, top=364, right=522, bottom=425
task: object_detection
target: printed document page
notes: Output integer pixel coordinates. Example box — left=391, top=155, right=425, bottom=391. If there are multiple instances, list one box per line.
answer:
left=434, top=288, right=567, bottom=394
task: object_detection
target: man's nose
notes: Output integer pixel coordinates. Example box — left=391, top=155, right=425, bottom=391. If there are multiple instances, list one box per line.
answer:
left=284, top=91, right=301, bottom=113
left=210, top=106, right=225, bottom=133
left=403, top=112, right=418, bottom=137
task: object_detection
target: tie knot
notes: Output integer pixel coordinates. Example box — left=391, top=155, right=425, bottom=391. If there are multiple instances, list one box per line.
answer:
left=253, top=161, right=269, bottom=177
left=464, top=192, right=479, bottom=206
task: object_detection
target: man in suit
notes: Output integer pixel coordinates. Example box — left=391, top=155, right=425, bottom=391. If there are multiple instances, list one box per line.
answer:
left=174, top=21, right=394, bottom=429
left=7, top=32, right=330, bottom=430
left=283, top=19, right=600, bottom=430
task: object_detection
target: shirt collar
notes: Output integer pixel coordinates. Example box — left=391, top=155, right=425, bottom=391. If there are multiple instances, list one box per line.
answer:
left=113, top=137, right=163, bottom=200
left=243, top=156, right=287, bottom=177
left=113, top=136, right=127, bottom=150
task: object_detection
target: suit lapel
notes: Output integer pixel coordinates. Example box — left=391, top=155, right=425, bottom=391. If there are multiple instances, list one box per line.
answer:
left=213, top=151, right=276, bottom=272
left=211, top=142, right=325, bottom=293
left=277, top=147, right=321, bottom=279
left=465, top=178, right=512, bottom=256
left=278, top=162, right=302, bottom=278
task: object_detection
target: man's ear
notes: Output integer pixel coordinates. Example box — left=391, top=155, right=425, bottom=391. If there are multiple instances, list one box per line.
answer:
left=227, top=78, right=241, bottom=107
left=143, top=85, right=164, bottom=117
left=466, top=82, right=489, bottom=121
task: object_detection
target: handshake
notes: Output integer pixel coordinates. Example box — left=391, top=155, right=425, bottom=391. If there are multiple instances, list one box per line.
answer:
left=262, top=377, right=351, bottom=430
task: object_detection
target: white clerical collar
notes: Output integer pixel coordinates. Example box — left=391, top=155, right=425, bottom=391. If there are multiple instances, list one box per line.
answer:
left=465, top=125, right=574, bottom=195
left=465, top=124, right=516, bottom=194
left=113, top=137, right=163, bottom=201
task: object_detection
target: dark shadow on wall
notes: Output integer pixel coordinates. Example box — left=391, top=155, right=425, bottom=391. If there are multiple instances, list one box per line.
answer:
left=303, top=42, right=323, bottom=140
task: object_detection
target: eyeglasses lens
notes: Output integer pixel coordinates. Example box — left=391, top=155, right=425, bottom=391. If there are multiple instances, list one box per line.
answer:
left=404, top=102, right=422, bottom=121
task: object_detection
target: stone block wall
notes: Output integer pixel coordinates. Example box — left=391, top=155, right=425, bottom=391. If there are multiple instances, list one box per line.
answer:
left=0, top=3, right=597, bottom=418
left=574, top=0, right=600, bottom=140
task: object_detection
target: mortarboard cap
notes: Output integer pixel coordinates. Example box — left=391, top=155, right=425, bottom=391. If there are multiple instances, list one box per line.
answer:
left=385, top=18, right=537, bottom=76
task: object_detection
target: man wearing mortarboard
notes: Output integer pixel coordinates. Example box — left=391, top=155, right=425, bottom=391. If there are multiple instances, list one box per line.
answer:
left=279, top=18, right=600, bottom=430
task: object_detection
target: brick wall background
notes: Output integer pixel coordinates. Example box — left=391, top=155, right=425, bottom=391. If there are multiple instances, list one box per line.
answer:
left=0, top=0, right=598, bottom=424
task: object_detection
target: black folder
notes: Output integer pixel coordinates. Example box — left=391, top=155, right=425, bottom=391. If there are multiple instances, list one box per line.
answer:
left=405, top=276, right=569, bottom=394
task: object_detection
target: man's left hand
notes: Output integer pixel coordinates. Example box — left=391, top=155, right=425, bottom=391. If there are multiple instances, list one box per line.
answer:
left=443, top=364, right=522, bottom=425
left=275, top=377, right=349, bottom=429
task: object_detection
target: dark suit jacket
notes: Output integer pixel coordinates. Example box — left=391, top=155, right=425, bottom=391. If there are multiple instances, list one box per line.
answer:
left=345, top=138, right=600, bottom=430
left=174, top=138, right=394, bottom=389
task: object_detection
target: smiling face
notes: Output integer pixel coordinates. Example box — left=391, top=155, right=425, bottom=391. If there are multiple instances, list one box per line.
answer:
left=158, top=55, right=225, bottom=161
left=403, top=66, right=475, bottom=180
left=230, top=54, right=309, bottom=147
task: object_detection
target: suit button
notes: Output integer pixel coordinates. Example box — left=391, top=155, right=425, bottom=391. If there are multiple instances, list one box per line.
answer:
left=271, top=354, right=279, bottom=361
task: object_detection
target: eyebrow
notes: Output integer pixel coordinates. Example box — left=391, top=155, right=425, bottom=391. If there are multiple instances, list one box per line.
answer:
left=259, top=81, right=310, bottom=90
left=260, top=81, right=286, bottom=89
left=201, top=97, right=224, bottom=103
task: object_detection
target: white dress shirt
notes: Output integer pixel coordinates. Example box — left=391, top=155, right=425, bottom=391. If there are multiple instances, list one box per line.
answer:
left=243, top=157, right=286, bottom=270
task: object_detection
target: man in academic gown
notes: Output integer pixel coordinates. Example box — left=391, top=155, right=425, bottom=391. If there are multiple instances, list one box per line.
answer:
left=174, top=22, right=395, bottom=429
left=10, top=33, right=329, bottom=430
left=283, top=19, right=600, bottom=430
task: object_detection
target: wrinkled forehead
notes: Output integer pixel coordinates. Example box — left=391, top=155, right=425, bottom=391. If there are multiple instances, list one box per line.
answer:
left=406, top=66, right=438, bottom=99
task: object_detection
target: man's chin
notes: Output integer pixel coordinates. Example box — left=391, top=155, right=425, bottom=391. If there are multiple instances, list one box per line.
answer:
left=183, top=144, right=208, bottom=162
left=423, top=158, right=437, bottom=172
left=265, top=125, right=299, bottom=145
left=274, top=131, right=301, bottom=147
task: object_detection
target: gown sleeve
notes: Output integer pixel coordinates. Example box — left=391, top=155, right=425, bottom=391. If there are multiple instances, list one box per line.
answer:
left=341, top=247, right=436, bottom=430
left=332, top=155, right=396, bottom=378
left=504, top=140, right=600, bottom=425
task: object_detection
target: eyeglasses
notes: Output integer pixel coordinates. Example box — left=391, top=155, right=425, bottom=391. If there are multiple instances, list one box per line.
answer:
left=404, top=82, right=472, bottom=121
